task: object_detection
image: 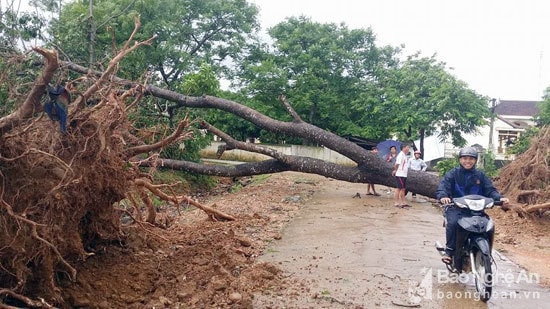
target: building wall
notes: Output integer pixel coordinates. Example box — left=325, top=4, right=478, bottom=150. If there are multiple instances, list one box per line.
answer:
left=200, top=142, right=356, bottom=165
left=415, top=116, right=527, bottom=162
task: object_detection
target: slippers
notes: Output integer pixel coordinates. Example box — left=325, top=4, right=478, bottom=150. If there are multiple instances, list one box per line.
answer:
left=373, top=193, right=381, bottom=196
left=394, top=204, right=402, bottom=208
left=401, top=204, right=412, bottom=208
left=366, top=193, right=374, bottom=195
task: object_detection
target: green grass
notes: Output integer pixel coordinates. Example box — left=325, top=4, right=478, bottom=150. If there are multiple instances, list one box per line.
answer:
left=251, top=174, right=271, bottom=184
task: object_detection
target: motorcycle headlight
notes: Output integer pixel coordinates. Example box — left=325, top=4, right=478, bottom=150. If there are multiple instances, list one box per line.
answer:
left=454, top=201, right=468, bottom=209
left=463, top=198, right=485, bottom=211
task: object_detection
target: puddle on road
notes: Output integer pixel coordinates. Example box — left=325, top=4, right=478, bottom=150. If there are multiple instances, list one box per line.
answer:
left=255, top=180, right=549, bottom=308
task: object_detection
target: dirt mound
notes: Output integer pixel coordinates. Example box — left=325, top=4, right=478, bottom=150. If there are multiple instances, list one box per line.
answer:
left=489, top=126, right=550, bottom=287
left=58, top=172, right=318, bottom=308
left=495, top=126, right=550, bottom=215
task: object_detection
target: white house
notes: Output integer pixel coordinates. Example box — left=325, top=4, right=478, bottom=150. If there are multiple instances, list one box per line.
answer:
left=420, top=99, right=541, bottom=162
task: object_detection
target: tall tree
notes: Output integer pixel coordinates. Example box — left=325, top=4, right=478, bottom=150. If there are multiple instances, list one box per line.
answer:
left=0, top=0, right=50, bottom=51
left=382, top=54, right=489, bottom=154
left=537, top=86, right=550, bottom=126
left=236, top=16, right=401, bottom=143
left=49, top=0, right=259, bottom=87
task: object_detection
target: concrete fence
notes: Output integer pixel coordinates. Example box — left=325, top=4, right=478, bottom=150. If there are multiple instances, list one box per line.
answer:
left=200, top=142, right=356, bottom=166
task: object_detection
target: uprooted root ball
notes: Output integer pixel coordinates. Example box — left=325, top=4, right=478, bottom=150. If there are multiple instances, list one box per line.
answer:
left=0, top=94, right=135, bottom=303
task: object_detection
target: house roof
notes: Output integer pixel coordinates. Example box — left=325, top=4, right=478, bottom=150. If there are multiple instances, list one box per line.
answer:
left=495, top=100, right=540, bottom=117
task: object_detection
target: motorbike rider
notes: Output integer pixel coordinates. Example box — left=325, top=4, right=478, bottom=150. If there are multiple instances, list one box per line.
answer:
left=435, top=146, right=509, bottom=264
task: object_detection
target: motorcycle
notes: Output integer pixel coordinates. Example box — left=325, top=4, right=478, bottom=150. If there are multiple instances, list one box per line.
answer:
left=435, top=194, right=503, bottom=302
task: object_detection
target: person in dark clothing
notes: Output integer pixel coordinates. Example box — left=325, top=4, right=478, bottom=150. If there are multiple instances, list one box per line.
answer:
left=366, top=147, right=381, bottom=196
left=44, top=84, right=71, bottom=133
left=435, top=146, right=509, bottom=264
left=385, top=146, right=397, bottom=164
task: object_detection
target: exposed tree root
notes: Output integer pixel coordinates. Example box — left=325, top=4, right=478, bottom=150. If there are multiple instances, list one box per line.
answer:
left=0, top=13, right=545, bottom=307
left=0, top=19, right=206, bottom=306
left=0, top=289, right=53, bottom=308
left=495, top=126, right=550, bottom=218
left=134, top=178, right=236, bottom=221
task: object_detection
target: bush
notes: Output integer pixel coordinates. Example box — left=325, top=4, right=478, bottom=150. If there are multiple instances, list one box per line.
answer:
left=435, top=151, right=500, bottom=178
left=479, top=150, right=498, bottom=178
left=507, top=127, right=540, bottom=155
left=434, top=156, right=458, bottom=177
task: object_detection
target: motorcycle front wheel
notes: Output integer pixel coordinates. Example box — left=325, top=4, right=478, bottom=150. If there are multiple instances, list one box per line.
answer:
left=473, top=250, right=492, bottom=301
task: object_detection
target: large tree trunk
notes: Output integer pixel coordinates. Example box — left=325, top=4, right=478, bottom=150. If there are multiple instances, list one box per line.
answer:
left=64, top=62, right=441, bottom=198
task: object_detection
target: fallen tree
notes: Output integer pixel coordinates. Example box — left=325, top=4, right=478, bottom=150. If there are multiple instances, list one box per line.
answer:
left=0, top=45, right=437, bottom=307
left=0, top=19, right=547, bottom=306
left=62, top=61, right=441, bottom=197
left=0, top=20, right=237, bottom=306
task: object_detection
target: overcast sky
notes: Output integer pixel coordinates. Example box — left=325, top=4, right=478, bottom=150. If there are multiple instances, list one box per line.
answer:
left=249, top=0, right=550, bottom=101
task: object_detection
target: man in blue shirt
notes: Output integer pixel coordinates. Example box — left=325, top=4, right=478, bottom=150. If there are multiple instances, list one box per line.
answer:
left=435, top=147, right=509, bottom=264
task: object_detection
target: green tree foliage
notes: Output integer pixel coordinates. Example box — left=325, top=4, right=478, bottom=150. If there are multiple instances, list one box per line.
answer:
left=236, top=17, right=487, bottom=148
left=507, top=87, right=549, bottom=155
left=536, top=87, right=550, bottom=126
left=132, top=63, right=220, bottom=162
left=162, top=63, right=220, bottom=162
left=434, top=156, right=458, bottom=177
left=50, top=0, right=259, bottom=86
left=506, top=127, right=540, bottom=155
left=479, top=150, right=498, bottom=178
left=0, top=0, right=51, bottom=51
left=382, top=54, right=489, bottom=153
left=434, top=151, right=498, bottom=178
left=236, top=16, right=401, bottom=143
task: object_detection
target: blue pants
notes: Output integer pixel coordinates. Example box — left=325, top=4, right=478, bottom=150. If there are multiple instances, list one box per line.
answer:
left=44, top=101, right=67, bottom=133
left=445, top=206, right=465, bottom=255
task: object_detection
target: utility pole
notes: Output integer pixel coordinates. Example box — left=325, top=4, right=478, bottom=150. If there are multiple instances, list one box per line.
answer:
left=488, top=98, right=496, bottom=151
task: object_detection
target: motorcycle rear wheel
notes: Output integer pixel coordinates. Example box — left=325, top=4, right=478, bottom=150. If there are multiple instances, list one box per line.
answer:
left=473, top=250, right=492, bottom=301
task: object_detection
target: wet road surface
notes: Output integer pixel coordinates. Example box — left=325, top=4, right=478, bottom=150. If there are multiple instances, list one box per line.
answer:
left=255, top=178, right=549, bottom=308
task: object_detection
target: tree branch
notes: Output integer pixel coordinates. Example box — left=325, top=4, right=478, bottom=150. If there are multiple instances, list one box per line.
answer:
left=134, top=178, right=236, bottom=221
left=125, top=116, right=193, bottom=158
left=63, top=58, right=441, bottom=198
left=200, top=121, right=289, bottom=161
left=0, top=48, right=58, bottom=135
left=523, top=202, right=550, bottom=214
left=279, top=94, right=303, bottom=122
left=75, top=17, right=156, bottom=110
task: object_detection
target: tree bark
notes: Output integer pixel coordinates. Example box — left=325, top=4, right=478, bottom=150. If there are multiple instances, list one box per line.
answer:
left=63, top=62, right=442, bottom=199
left=0, top=48, right=58, bottom=135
